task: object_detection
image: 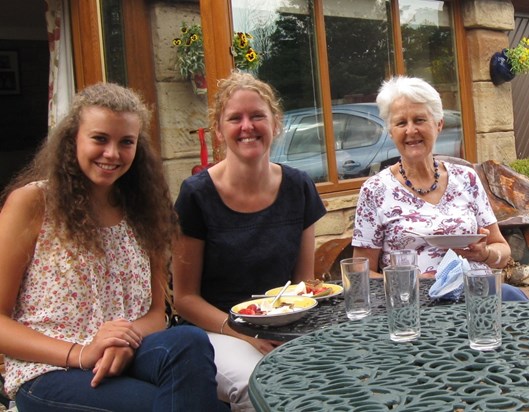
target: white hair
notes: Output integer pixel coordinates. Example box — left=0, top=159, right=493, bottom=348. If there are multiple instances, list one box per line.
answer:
left=376, top=76, right=444, bottom=126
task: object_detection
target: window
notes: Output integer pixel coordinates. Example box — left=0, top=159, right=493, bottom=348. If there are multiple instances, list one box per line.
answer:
left=223, top=0, right=468, bottom=193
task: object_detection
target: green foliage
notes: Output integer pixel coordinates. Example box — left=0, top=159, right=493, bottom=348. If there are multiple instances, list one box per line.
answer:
left=505, top=37, right=529, bottom=75
left=232, top=32, right=260, bottom=71
left=509, top=158, right=529, bottom=178
left=172, top=23, right=205, bottom=79
left=172, top=23, right=260, bottom=80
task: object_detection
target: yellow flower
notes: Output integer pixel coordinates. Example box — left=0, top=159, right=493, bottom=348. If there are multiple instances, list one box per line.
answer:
left=172, top=23, right=260, bottom=78
left=505, top=37, right=529, bottom=75
left=232, top=32, right=260, bottom=71
left=245, top=48, right=257, bottom=63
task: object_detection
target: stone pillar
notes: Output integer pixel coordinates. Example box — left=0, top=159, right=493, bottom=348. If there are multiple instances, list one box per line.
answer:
left=150, top=1, right=209, bottom=199
left=463, top=0, right=517, bottom=163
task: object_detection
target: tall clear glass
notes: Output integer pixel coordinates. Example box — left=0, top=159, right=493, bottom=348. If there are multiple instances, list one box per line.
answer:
left=464, top=268, right=502, bottom=351
left=383, top=265, right=421, bottom=342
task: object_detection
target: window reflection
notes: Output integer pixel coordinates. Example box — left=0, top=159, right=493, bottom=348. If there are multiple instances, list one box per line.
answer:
left=400, top=0, right=460, bottom=111
left=324, top=0, right=392, bottom=105
left=232, top=0, right=328, bottom=180
left=231, top=0, right=462, bottom=184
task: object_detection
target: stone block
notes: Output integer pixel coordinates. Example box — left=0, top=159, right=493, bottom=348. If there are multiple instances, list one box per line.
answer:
left=475, top=131, right=516, bottom=164
left=462, top=0, right=514, bottom=30
left=466, top=30, right=509, bottom=81
left=472, top=82, right=513, bottom=133
left=322, top=193, right=359, bottom=212
left=156, top=82, right=208, bottom=159
left=150, top=3, right=201, bottom=82
left=164, top=158, right=199, bottom=201
left=315, top=210, right=349, bottom=237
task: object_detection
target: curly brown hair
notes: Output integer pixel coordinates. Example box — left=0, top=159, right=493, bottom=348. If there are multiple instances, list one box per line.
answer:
left=1, top=82, right=177, bottom=259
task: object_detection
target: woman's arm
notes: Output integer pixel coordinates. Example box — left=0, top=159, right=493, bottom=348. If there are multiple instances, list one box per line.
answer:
left=0, top=186, right=143, bottom=377
left=131, top=254, right=170, bottom=335
left=456, top=225, right=511, bottom=268
left=353, top=247, right=383, bottom=277
left=292, top=224, right=316, bottom=283
left=0, top=185, right=74, bottom=366
left=172, top=235, right=280, bottom=354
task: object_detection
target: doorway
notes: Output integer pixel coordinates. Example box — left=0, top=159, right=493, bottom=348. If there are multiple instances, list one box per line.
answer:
left=0, top=0, right=49, bottom=191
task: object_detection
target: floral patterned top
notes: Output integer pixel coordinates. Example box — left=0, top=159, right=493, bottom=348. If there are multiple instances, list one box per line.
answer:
left=351, top=162, right=496, bottom=274
left=4, top=184, right=152, bottom=398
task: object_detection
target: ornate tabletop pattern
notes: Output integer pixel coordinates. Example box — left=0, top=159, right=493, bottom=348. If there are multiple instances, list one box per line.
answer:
left=249, top=302, right=529, bottom=411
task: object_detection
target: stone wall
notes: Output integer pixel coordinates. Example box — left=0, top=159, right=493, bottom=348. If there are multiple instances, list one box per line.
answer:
left=150, top=0, right=517, bottom=249
left=150, top=2, right=209, bottom=198
left=464, top=0, right=517, bottom=164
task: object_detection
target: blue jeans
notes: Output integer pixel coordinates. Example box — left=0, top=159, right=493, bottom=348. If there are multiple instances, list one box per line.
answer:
left=502, top=284, right=529, bottom=301
left=15, top=326, right=229, bottom=412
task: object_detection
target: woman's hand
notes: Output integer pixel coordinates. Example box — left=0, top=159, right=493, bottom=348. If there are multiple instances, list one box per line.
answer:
left=454, top=227, right=490, bottom=262
left=90, top=346, right=136, bottom=387
left=243, top=336, right=282, bottom=355
left=80, top=319, right=142, bottom=371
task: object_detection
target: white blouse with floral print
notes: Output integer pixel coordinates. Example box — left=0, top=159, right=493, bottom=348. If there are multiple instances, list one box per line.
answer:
left=5, top=184, right=151, bottom=398
left=352, top=162, right=496, bottom=274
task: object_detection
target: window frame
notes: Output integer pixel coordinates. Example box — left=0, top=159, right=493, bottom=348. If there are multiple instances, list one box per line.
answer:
left=69, top=0, right=161, bottom=152
left=200, top=0, right=476, bottom=196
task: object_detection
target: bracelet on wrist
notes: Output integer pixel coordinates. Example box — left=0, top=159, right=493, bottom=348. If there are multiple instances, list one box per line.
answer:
left=65, top=342, right=77, bottom=368
left=493, top=249, right=502, bottom=265
left=79, top=345, right=89, bottom=371
left=220, top=317, right=229, bottom=335
left=482, top=246, right=491, bottom=263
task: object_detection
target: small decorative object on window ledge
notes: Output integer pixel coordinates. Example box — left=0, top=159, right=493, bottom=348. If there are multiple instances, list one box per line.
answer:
left=172, top=23, right=261, bottom=95
left=490, top=37, right=529, bottom=86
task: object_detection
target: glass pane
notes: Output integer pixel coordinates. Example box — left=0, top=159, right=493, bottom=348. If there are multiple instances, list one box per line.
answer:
left=400, top=0, right=463, bottom=157
left=324, top=0, right=393, bottom=104
left=323, top=0, right=393, bottom=179
left=100, top=0, right=127, bottom=85
left=231, top=0, right=329, bottom=183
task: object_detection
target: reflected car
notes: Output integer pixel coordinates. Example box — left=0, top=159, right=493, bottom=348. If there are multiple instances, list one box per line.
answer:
left=270, top=103, right=462, bottom=182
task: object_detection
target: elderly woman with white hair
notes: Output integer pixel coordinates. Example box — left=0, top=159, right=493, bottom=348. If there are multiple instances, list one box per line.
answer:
left=351, top=76, right=527, bottom=301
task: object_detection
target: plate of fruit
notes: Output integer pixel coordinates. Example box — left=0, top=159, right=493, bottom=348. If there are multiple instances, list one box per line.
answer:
left=230, top=296, right=318, bottom=327
left=265, top=280, right=343, bottom=300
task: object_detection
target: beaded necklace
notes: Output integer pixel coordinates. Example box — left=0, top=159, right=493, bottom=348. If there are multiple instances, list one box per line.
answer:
left=398, top=158, right=440, bottom=195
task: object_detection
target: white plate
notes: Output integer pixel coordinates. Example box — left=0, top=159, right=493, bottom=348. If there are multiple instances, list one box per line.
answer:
left=422, top=234, right=486, bottom=249
left=265, top=283, right=343, bottom=301
left=230, top=296, right=318, bottom=327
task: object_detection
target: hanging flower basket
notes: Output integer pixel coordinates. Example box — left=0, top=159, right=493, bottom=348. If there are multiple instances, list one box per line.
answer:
left=490, top=49, right=515, bottom=86
left=490, top=38, right=529, bottom=86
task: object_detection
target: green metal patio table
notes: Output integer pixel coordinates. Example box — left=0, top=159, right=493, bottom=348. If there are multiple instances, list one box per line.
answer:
left=249, top=301, right=529, bottom=411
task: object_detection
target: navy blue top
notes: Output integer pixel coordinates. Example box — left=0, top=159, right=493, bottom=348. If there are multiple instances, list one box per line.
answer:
left=175, top=164, right=327, bottom=313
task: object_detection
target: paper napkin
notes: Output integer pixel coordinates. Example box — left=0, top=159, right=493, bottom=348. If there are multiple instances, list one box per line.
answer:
left=428, top=249, right=470, bottom=300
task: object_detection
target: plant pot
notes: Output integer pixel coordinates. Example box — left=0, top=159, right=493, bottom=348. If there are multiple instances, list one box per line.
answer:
left=490, top=49, right=515, bottom=86
left=191, top=73, right=207, bottom=95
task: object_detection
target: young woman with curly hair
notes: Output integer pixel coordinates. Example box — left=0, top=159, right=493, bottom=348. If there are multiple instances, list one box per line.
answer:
left=0, top=83, right=227, bottom=411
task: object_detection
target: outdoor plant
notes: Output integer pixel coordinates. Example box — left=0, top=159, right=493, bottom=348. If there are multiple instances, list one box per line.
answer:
left=505, top=37, right=529, bottom=75
left=172, top=23, right=205, bottom=79
left=172, top=23, right=260, bottom=79
left=231, top=31, right=260, bottom=71
left=509, top=158, right=529, bottom=178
